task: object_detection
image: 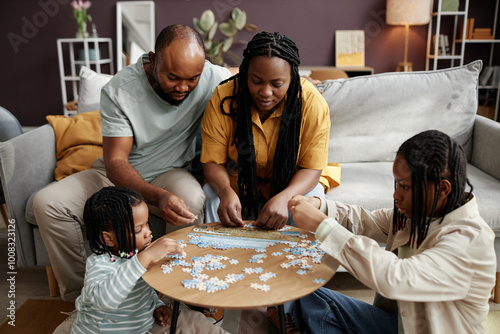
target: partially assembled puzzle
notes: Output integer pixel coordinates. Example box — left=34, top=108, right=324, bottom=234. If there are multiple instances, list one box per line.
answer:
left=161, top=222, right=327, bottom=293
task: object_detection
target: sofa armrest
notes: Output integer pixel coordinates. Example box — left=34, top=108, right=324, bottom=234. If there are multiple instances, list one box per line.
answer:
left=470, top=115, right=500, bottom=182
left=0, top=124, right=56, bottom=266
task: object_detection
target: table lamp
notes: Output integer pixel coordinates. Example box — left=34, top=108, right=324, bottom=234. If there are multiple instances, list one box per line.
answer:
left=387, top=0, right=431, bottom=72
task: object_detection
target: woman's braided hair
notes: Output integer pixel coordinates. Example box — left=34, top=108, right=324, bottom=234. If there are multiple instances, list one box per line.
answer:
left=84, top=186, right=145, bottom=257
left=393, top=130, right=473, bottom=247
left=219, top=31, right=302, bottom=218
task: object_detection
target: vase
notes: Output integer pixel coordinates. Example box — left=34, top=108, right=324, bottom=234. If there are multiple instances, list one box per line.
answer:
left=76, top=22, right=88, bottom=38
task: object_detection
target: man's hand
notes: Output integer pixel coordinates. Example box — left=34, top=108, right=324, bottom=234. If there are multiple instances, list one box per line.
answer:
left=217, top=187, right=244, bottom=227
left=254, top=193, right=290, bottom=230
left=154, top=305, right=172, bottom=327
left=104, top=136, right=196, bottom=226
left=158, top=191, right=197, bottom=226
left=288, top=195, right=327, bottom=232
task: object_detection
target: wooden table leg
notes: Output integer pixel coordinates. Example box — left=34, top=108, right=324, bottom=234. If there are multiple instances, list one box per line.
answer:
left=494, top=272, right=500, bottom=303
left=278, top=304, right=286, bottom=334
left=170, top=300, right=180, bottom=334
left=46, top=266, right=59, bottom=297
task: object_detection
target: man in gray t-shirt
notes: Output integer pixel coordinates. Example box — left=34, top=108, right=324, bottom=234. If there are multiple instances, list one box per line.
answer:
left=100, top=33, right=230, bottom=226
left=33, top=25, right=232, bottom=300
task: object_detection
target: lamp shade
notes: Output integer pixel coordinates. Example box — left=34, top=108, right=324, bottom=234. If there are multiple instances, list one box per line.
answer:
left=386, top=0, right=431, bottom=25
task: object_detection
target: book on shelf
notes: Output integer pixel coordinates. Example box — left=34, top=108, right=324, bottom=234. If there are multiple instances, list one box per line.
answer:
left=474, top=28, right=492, bottom=33
left=433, top=35, right=441, bottom=55
left=443, top=35, right=450, bottom=54
left=492, top=67, right=500, bottom=86
left=432, top=34, right=449, bottom=56
left=479, top=66, right=495, bottom=86
left=471, top=27, right=493, bottom=39
left=472, top=33, right=494, bottom=40
left=460, top=18, right=474, bottom=39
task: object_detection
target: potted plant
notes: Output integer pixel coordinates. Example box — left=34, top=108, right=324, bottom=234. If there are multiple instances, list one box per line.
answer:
left=193, top=8, right=257, bottom=66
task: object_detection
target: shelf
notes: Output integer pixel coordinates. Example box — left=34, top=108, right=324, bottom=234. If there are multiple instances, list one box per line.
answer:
left=456, top=39, right=500, bottom=43
left=57, top=38, right=114, bottom=117
left=428, top=55, right=463, bottom=60
left=74, top=59, right=113, bottom=65
left=432, top=11, right=467, bottom=16
left=57, top=37, right=113, bottom=43
left=299, top=66, right=374, bottom=78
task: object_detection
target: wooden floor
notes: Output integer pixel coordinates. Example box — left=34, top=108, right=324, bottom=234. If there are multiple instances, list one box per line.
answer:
left=1, top=214, right=498, bottom=332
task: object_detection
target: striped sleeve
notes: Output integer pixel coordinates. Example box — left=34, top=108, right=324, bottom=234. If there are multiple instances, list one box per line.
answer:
left=71, top=254, right=159, bottom=333
left=78, top=255, right=146, bottom=311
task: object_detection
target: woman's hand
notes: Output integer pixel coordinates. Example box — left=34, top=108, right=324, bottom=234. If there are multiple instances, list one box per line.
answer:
left=254, top=193, right=290, bottom=230
left=218, top=187, right=244, bottom=227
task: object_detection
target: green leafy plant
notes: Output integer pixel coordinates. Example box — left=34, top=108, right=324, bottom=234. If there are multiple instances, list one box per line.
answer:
left=193, top=8, right=257, bottom=66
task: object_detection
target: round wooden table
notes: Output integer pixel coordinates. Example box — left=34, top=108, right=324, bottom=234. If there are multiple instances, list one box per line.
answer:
left=143, top=222, right=336, bottom=333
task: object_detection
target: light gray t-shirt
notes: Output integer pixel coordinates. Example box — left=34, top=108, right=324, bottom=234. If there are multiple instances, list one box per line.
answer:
left=100, top=55, right=231, bottom=182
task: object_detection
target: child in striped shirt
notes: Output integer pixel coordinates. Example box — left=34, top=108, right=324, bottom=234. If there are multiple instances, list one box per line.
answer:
left=70, top=186, right=228, bottom=334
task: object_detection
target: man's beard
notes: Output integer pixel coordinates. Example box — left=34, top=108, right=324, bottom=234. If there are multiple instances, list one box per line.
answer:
left=151, top=69, right=189, bottom=106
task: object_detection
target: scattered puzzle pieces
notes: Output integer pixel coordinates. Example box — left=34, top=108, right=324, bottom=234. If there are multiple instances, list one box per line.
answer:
left=250, top=283, right=271, bottom=292
left=160, top=224, right=329, bottom=294
left=259, top=272, right=276, bottom=282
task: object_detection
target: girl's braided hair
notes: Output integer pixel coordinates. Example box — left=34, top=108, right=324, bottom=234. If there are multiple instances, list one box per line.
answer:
left=393, top=130, right=473, bottom=247
left=84, top=186, right=145, bottom=257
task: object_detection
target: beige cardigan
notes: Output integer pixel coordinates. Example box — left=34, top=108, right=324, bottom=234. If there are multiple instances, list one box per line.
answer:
left=319, top=195, right=496, bottom=334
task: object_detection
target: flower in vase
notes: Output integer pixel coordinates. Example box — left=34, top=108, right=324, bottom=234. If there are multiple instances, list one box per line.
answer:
left=72, top=0, right=92, bottom=38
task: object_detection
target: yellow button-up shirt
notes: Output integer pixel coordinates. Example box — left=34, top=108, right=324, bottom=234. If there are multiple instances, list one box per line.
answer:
left=201, top=77, right=333, bottom=199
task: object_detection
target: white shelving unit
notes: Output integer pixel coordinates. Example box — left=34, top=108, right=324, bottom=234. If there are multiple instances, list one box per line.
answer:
left=426, top=0, right=469, bottom=70
left=57, top=37, right=114, bottom=117
left=426, top=0, right=500, bottom=121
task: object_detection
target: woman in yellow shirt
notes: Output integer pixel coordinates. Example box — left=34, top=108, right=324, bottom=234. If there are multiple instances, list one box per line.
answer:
left=200, top=31, right=331, bottom=230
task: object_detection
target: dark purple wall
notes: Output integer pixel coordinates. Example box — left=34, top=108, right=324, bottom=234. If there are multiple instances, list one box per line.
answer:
left=0, top=0, right=497, bottom=126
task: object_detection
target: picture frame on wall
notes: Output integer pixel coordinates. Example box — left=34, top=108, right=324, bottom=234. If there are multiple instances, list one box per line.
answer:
left=335, top=30, right=365, bottom=67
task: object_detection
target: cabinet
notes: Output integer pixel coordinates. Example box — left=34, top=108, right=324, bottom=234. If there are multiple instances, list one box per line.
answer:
left=299, top=66, right=374, bottom=78
left=57, top=38, right=114, bottom=117
left=426, top=0, right=500, bottom=121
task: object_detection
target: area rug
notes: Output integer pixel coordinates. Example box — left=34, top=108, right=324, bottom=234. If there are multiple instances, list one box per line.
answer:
left=0, top=299, right=75, bottom=334
left=486, top=310, right=500, bottom=334
left=2, top=299, right=498, bottom=333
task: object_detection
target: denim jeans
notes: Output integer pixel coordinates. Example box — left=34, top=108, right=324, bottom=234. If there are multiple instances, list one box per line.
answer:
left=293, top=288, right=398, bottom=334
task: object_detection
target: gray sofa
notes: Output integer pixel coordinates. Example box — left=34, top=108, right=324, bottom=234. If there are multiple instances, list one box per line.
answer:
left=319, top=60, right=499, bottom=302
left=1, top=60, right=498, bottom=301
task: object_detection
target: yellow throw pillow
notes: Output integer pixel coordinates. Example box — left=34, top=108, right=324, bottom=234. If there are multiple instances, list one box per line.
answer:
left=46, top=110, right=103, bottom=181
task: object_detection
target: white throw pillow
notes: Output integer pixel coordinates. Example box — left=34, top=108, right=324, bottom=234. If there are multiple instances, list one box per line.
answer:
left=318, top=60, right=482, bottom=163
left=77, top=66, right=113, bottom=114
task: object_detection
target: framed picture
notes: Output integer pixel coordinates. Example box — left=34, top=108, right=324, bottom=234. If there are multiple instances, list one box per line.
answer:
left=335, top=30, right=365, bottom=67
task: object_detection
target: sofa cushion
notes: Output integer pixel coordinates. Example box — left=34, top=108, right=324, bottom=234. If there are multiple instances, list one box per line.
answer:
left=77, top=66, right=113, bottom=114
left=325, top=161, right=500, bottom=234
left=326, top=162, right=394, bottom=210
left=466, top=164, right=500, bottom=233
left=318, top=60, right=482, bottom=163
left=46, top=110, right=103, bottom=181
